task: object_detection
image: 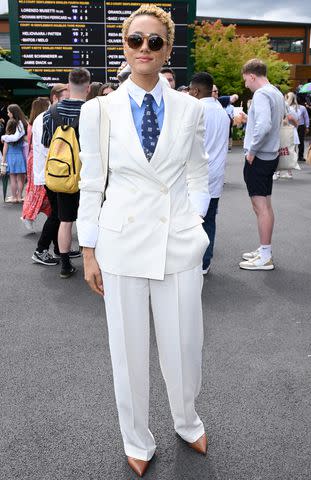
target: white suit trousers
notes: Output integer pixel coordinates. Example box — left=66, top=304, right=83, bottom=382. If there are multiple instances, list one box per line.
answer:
left=102, top=264, right=205, bottom=461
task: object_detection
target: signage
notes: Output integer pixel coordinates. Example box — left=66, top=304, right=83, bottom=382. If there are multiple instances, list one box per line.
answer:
left=9, top=0, right=196, bottom=86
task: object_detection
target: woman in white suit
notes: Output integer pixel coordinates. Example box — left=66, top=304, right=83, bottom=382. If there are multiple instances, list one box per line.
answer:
left=77, top=5, right=210, bottom=477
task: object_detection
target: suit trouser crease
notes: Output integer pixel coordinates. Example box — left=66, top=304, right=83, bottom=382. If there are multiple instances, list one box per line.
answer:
left=102, top=265, right=204, bottom=461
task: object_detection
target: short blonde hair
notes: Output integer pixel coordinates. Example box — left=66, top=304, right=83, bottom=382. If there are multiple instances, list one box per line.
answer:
left=122, top=4, right=175, bottom=47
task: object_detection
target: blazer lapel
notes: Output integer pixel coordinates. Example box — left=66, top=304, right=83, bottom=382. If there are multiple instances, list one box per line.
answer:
left=107, top=82, right=163, bottom=184
left=150, top=85, right=188, bottom=171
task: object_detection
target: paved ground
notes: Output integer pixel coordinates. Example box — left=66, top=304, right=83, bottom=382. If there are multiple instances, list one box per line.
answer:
left=1, top=147, right=311, bottom=480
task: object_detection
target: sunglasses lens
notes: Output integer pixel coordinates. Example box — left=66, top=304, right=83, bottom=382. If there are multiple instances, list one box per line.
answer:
left=148, top=35, right=164, bottom=51
left=127, top=34, right=143, bottom=49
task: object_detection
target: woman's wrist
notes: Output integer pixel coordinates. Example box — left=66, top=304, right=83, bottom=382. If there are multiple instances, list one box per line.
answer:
left=82, top=247, right=95, bottom=258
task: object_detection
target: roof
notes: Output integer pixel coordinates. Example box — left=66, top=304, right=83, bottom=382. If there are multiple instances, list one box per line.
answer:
left=0, top=57, right=42, bottom=81
left=0, top=57, right=49, bottom=92
left=197, top=17, right=311, bottom=28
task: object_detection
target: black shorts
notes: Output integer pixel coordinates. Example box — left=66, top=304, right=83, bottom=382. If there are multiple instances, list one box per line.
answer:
left=243, top=156, right=279, bottom=197
left=57, top=191, right=80, bottom=222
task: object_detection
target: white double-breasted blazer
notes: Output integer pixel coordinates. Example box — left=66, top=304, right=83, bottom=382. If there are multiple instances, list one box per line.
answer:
left=77, top=78, right=210, bottom=280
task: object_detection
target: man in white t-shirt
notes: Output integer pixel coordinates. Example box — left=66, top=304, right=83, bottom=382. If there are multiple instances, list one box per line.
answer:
left=189, top=72, right=230, bottom=273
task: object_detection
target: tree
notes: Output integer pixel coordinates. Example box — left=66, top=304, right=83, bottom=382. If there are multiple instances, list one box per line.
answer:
left=0, top=47, right=11, bottom=60
left=192, top=20, right=290, bottom=97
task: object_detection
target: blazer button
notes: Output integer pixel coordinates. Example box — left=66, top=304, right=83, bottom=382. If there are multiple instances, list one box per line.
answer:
left=128, top=216, right=135, bottom=223
left=160, top=216, right=167, bottom=223
left=161, top=186, right=168, bottom=194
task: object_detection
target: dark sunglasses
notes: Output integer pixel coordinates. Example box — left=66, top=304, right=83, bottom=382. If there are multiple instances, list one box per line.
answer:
left=125, top=33, right=167, bottom=51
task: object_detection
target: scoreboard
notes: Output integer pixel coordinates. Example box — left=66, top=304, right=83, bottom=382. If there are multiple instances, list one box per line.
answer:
left=9, top=0, right=196, bottom=86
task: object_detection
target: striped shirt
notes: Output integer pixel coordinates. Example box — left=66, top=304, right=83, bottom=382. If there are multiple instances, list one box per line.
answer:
left=41, top=98, right=85, bottom=147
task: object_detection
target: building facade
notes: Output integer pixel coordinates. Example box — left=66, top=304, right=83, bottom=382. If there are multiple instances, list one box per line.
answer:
left=0, top=14, right=10, bottom=51
left=197, top=17, right=311, bottom=84
left=197, top=17, right=311, bottom=65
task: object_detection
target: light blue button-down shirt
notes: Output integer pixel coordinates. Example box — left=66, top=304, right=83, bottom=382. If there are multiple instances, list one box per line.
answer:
left=127, top=77, right=165, bottom=145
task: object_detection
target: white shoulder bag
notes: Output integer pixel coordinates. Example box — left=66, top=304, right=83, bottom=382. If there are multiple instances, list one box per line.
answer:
left=96, top=96, right=110, bottom=200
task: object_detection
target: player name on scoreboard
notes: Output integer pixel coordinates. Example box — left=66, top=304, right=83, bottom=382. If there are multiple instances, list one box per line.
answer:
left=16, top=0, right=189, bottom=85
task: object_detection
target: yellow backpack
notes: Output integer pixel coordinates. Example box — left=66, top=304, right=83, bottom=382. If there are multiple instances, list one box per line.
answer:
left=45, top=105, right=81, bottom=193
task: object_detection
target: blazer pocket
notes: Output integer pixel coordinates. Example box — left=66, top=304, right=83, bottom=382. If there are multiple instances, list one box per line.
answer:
left=99, top=210, right=123, bottom=232
left=173, top=213, right=204, bottom=232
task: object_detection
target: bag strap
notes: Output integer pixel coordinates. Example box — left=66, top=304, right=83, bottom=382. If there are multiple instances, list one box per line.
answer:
left=97, top=96, right=110, bottom=201
left=50, top=103, right=64, bottom=128
left=70, top=114, right=80, bottom=130
left=50, top=104, right=80, bottom=130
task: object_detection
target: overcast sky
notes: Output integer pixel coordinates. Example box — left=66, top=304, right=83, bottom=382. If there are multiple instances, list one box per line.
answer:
left=1, top=0, right=310, bottom=23
left=197, top=0, right=311, bottom=23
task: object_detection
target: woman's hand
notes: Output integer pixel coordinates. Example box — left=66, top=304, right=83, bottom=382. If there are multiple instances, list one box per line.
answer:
left=83, top=247, right=104, bottom=296
left=0, top=163, right=7, bottom=176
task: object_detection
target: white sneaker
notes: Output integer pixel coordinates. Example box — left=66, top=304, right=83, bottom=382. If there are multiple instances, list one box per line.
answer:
left=242, top=248, right=260, bottom=261
left=280, top=171, right=293, bottom=179
left=239, top=255, right=274, bottom=271
left=21, top=217, right=34, bottom=232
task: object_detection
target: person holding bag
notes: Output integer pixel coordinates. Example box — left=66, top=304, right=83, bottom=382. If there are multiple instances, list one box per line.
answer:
left=279, top=92, right=300, bottom=178
left=77, top=4, right=210, bottom=477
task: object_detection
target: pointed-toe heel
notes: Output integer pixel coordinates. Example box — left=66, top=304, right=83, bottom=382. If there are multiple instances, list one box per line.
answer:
left=188, top=433, right=208, bottom=455
left=127, top=457, right=150, bottom=477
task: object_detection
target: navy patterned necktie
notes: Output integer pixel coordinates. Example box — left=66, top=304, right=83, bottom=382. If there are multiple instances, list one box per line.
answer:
left=141, top=93, right=160, bottom=161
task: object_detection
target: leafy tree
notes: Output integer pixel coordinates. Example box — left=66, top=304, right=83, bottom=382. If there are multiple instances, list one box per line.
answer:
left=192, top=20, right=290, bottom=98
left=0, top=47, right=11, bottom=60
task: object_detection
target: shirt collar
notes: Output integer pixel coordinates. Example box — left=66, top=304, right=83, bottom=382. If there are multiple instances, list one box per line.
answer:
left=127, top=76, right=163, bottom=107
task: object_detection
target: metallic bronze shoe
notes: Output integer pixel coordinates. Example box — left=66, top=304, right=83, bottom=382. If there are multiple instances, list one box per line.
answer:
left=188, top=433, right=208, bottom=455
left=127, top=457, right=150, bottom=477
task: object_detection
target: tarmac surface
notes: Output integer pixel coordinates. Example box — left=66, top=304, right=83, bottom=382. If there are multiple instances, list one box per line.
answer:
left=1, top=147, right=311, bottom=480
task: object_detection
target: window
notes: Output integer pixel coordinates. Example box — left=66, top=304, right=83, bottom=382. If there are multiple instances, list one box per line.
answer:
left=270, top=37, right=304, bottom=53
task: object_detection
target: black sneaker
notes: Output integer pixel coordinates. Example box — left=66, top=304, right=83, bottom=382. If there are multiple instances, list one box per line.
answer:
left=68, top=249, right=82, bottom=258
left=32, top=250, right=59, bottom=266
left=53, top=250, right=82, bottom=259
left=60, top=265, right=77, bottom=279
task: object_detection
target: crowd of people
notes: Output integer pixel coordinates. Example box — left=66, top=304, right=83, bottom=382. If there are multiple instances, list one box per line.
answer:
left=0, top=64, right=309, bottom=276
left=0, top=4, right=311, bottom=475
